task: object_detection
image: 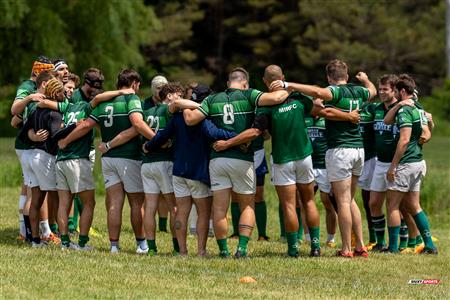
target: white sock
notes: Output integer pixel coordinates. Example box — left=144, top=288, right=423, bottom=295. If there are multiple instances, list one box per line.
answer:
left=305, top=233, right=311, bottom=242
left=137, top=239, right=147, bottom=250
left=327, top=234, right=335, bottom=243
left=40, top=220, right=51, bottom=237
left=18, top=195, right=27, bottom=236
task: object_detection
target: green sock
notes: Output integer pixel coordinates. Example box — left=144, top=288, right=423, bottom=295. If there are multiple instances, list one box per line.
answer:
left=309, top=226, right=320, bottom=250
left=278, top=205, right=285, bottom=237
left=416, top=234, right=423, bottom=245
left=61, top=234, right=70, bottom=247
left=68, top=216, right=75, bottom=232
left=407, top=237, right=416, bottom=248
left=255, top=201, right=267, bottom=237
left=237, top=235, right=250, bottom=254
left=147, top=239, right=157, bottom=251
left=231, top=202, right=240, bottom=235
left=158, top=217, right=167, bottom=232
left=50, top=223, right=58, bottom=234
left=413, top=211, right=436, bottom=250
left=286, top=232, right=298, bottom=256
left=172, top=237, right=180, bottom=253
left=78, top=235, right=89, bottom=247
left=217, top=238, right=229, bottom=256
left=388, top=226, right=400, bottom=252
left=372, top=215, right=386, bottom=246
left=369, top=226, right=377, bottom=244
left=296, top=207, right=303, bottom=241
left=73, top=196, right=82, bottom=229
left=399, top=219, right=408, bottom=249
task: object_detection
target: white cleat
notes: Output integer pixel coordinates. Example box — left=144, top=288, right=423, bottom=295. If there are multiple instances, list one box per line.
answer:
left=77, top=244, right=94, bottom=251
left=136, top=246, right=149, bottom=254
left=61, top=242, right=80, bottom=250
left=32, top=241, right=47, bottom=248
left=110, top=245, right=120, bottom=254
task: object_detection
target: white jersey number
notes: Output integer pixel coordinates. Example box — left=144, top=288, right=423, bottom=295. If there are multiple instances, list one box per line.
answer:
left=349, top=100, right=359, bottom=112
left=223, top=104, right=235, bottom=125
left=66, top=112, right=80, bottom=124
left=104, top=105, right=114, bottom=127
left=147, top=116, right=160, bottom=133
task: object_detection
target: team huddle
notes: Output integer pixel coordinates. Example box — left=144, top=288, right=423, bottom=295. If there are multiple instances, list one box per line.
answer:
left=11, top=56, right=438, bottom=258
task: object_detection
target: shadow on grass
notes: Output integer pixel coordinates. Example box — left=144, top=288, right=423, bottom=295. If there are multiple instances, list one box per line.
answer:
left=0, top=227, right=29, bottom=247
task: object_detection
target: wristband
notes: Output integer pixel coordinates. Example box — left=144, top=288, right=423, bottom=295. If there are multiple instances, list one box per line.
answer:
left=105, top=142, right=111, bottom=150
left=282, top=81, right=289, bottom=89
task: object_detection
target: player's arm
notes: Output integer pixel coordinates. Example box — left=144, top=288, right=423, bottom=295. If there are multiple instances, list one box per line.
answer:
left=311, top=100, right=360, bottom=124
left=129, top=112, right=155, bottom=140
left=58, top=118, right=96, bottom=149
left=425, top=112, right=435, bottom=131
left=419, top=122, right=432, bottom=145
left=37, top=99, right=58, bottom=110
left=10, top=115, right=23, bottom=128
left=143, top=117, right=175, bottom=153
left=257, top=90, right=290, bottom=106
left=356, top=72, right=377, bottom=101
left=11, top=93, right=45, bottom=116
left=168, top=99, right=200, bottom=114
left=90, top=88, right=134, bottom=108
left=183, top=108, right=206, bottom=126
left=201, top=119, right=237, bottom=141
left=28, top=129, right=49, bottom=142
left=387, top=127, right=411, bottom=182
left=212, top=113, right=268, bottom=152
left=270, top=80, right=333, bottom=101
left=384, top=100, right=415, bottom=125
left=99, top=126, right=139, bottom=154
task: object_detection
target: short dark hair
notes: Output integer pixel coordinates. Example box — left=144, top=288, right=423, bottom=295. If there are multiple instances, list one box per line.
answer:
left=36, top=70, right=55, bottom=88
left=67, top=73, right=80, bottom=87
left=159, top=82, right=185, bottom=101
left=116, top=69, right=140, bottom=89
left=377, top=74, right=398, bottom=89
left=228, top=67, right=249, bottom=82
left=395, top=74, right=416, bottom=95
left=326, top=59, right=348, bottom=82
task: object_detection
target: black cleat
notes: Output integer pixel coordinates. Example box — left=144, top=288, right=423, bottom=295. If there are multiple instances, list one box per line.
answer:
left=258, top=235, right=270, bottom=241
left=234, top=250, right=248, bottom=259
left=372, top=244, right=388, bottom=252
left=310, top=248, right=321, bottom=257
left=420, top=247, right=438, bottom=255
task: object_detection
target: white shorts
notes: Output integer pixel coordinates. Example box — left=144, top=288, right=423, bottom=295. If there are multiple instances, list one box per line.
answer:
left=16, top=149, right=32, bottom=184
left=254, top=149, right=265, bottom=169
left=173, top=176, right=211, bottom=199
left=387, top=161, right=426, bottom=192
left=272, top=156, right=315, bottom=186
left=209, top=157, right=255, bottom=194
left=370, top=161, right=391, bottom=192
left=101, top=157, right=143, bottom=193
left=29, top=149, right=57, bottom=191
left=56, top=159, right=94, bottom=193
left=141, top=161, right=174, bottom=194
left=89, top=149, right=96, bottom=163
left=325, top=148, right=364, bottom=182
left=358, top=157, right=377, bottom=190
left=314, top=168, right=331, bottom=193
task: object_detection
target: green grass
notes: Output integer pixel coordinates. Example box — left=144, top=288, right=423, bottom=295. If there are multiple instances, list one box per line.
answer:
left=0, top=137, right=449, bottom=299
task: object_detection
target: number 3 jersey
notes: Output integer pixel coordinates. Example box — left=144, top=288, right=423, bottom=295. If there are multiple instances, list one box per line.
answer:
left=325, top=83, right=370, bottom=149
left=198, top=88, right=263, bottom=162
left=89, top=94, right=142, bottom=160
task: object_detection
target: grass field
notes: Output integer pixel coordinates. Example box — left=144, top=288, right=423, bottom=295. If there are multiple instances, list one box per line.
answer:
left=0, top=137, right=449, bottom=299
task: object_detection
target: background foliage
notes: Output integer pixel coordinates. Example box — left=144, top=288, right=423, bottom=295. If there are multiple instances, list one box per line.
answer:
left=0, top=0, right=448, bottom=134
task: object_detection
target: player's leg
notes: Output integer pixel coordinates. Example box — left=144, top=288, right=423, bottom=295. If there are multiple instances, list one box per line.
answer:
left=193, top=195, right=212, bottom=257
left=175, top=195, right=192, bottom=256
left=105, top=183, right=125, bottom=253
left=386, top=189, right=404, bottom=253
left=229, top=192, right=240, bottom=239
left=275, top=184, right=299, bottom=257
left=143, top=193, right=159, bottom=255
left=320, top=191, right=337, bottom=247
left=157, top=199, right=169, bottom=233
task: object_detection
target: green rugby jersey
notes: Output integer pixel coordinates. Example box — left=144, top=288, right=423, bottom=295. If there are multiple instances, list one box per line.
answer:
left=396, top=106, right=423, bottom=164
left=198, top=88, right=263, bottom=162
left=257, top=92, right=313, bottom=164
left=325, top=83, right=370, bottom=149
left=14, top=80, right=36, bottom=150
left=142, top=102, right=173, bottom=163
left=305, top=115, right=327, bottom=169
left=412, top=97, right=429, bottom=127
left=373, top=102, right=400, bottom=163
left=70, top=88, right=89, bottom=104
left=56, top=101, right=94, bottom=161
left=359, top=102, right=377, bottom=161
left=89, top=94, right=142, bottom=160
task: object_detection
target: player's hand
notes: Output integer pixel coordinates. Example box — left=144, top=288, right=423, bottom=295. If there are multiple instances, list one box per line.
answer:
left=58, top=139, right=68, bottom=149
left=313, top=98, right=325, bottom=108
left=399, top=99, right=414, bottom=107
left=34, top=129, right=49, bottom=142
left=213, top=140, right=229, bottom=152
left=386, top=165, right=396, bottom=182
left=98, top=143, right=108, bottom=154
left=269, top=80, right=284, bottom=92
left=419, top=134, right=430, bottom=145
left=29, top=93, right=45, bottom=102
left=161, top=139, right=172, bottom=149
left=425, top=112, right=433, bottom=123
left=348, top=109, right=360, bottom=124
left=120, top=88, right=135, bottom=95
left=356, top=72, right=369, bottom=83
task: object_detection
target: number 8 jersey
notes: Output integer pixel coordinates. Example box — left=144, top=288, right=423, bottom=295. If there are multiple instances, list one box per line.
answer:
left=198, top=88, right=263, bottom=162
left=89, top=94, right=142, bottom=160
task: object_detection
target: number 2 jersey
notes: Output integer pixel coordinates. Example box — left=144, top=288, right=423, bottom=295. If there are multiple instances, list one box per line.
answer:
left=89, top=94, right=142, bottom=160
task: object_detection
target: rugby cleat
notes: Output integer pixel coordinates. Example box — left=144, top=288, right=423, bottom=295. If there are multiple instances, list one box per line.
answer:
left=353, top=247, right=369, bottom=258
left=336, top=250, right=353, bottom=258
left=42, top=232, right=61, bottom=245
